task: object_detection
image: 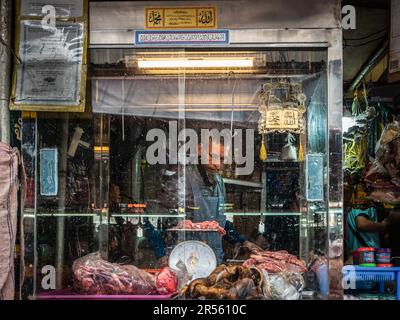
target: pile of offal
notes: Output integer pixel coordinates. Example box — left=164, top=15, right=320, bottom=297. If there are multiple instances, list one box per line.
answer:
left=182, top=241, right=307, bottom=300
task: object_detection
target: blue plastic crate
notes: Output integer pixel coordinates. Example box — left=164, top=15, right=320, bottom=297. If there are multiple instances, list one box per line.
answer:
left=343, top=266, right=400, bottom=300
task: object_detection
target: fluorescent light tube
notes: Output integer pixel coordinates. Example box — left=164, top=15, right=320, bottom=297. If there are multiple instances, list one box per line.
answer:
left=137, top=58, right=254, bottom=68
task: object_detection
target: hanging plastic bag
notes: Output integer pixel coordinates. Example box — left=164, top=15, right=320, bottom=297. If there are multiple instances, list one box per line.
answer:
left=262, top=271, right=301, bottom=300
left=280, top=133, right=297, bottom=161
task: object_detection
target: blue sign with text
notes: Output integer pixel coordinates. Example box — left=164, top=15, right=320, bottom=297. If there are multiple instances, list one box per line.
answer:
left=135, top=29, right=229, bottom=45
left=40, top=148, right=58, bottom=196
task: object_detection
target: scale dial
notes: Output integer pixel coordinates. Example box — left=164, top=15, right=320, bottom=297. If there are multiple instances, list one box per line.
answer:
left=168, top=241, right=217, bottom=280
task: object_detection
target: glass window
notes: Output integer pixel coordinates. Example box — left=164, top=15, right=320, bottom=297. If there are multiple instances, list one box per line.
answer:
left=24, top=48, right=330, bottom=300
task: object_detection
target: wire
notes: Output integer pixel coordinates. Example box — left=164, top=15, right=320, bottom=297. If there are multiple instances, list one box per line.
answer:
left=344, top=35, right=387, bottom=48
left=121, top=78, right=125, bottom=142
left=0, top=36, right=22, bottom=64
left=229, top=72, right=237, bottom=137
left=344, top=28, right=388, bottom=41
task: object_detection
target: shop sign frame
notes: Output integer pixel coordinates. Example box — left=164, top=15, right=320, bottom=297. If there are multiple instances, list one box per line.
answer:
left=135, top=29, right=229, bottom=46
left=9, top=0, right=89, bottom=112
left=145, top=6, right=217, bottom=30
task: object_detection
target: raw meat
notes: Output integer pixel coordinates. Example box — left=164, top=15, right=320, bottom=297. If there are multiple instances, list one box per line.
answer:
left=73, top=252, right=176, bottom=295
left=257, top=262, right=285, bottom=273
left=242, top=247, right=307, bottom=274
left=175, top=219, right=226, bottom=235
left=156, top=267, right=178, bottom=294
left=242, top=240, right=264, bottom=254
left=364, top=121, right=400, bottom=201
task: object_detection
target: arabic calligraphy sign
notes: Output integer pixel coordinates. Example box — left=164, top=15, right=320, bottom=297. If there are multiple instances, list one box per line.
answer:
left=145, top=7, right=216, bottom=29
left=135, top=30, right=229, bottom=45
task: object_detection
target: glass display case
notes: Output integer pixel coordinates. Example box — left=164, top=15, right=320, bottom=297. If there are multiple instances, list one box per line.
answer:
left=21, top=48, right=341, bottom=300
left=20, top=0, right=343, bottom=301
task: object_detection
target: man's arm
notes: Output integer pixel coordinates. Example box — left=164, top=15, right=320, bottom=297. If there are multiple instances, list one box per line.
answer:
left=356, top=215, right=387, bottom=233
left=223, top=220, right=246, bottom=245
left=143, top=218, right=166, bottom=259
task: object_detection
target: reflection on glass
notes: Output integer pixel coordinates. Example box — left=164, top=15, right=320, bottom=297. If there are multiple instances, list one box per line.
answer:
left=24, top=48, right=331, bottom=300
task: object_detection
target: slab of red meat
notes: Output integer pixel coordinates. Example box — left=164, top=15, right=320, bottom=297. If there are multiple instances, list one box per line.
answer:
left=257, top=262, right=285, bottom=273
left=176, top=220, right=195, bottom=229
left=242, top=240, right=264, bottom=254
left=242, top=247, right=307, bottom=274
left=156, top=267, right=178, bottom=294
left=175, top=219, right=226, bottom=235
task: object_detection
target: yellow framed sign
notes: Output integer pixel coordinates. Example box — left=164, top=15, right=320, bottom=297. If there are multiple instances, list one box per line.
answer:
left=145, top=7, right=217, bottom=29
left=9, top=0, right=88, bottom=112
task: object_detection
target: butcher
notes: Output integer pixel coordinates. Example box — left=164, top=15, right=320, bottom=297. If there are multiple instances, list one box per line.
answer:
left=149, top=139, right=246, bottom=265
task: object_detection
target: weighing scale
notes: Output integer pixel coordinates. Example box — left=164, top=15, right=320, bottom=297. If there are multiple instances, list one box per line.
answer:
left=169, top=241, right=217, bottom=280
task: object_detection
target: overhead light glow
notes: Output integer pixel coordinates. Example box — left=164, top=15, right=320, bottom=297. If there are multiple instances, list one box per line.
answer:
left=137, top=58, right=254, bottom=69
left=343, top=116, right=356, bottom=132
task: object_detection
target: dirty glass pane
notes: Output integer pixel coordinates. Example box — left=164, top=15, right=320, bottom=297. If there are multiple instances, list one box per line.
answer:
left=24, top=48, right=329, bottom=300
left=177, top=49, right=328, bottom=300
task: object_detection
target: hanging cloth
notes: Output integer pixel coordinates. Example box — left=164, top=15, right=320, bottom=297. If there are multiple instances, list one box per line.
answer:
left=0, top=142, right=21, bottom=300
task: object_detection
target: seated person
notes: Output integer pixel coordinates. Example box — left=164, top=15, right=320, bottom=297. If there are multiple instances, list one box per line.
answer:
left=346, top=205, right=388, bottom=261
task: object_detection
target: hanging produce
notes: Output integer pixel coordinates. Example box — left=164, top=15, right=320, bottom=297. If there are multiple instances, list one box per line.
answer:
left=351, top=90, right=361, bottom=116
left=364, top=119, right=400, bottom=203
left=259, top=134, right=267, bottom=161
left=298, top=140, right=304, bottom=161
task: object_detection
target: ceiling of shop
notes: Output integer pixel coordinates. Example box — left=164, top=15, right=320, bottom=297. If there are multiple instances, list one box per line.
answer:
left=342, top=1, right=390, bottom=86
left=344, top=0, right=389, bottom=9
left=90, top=1, right=391, bottom=87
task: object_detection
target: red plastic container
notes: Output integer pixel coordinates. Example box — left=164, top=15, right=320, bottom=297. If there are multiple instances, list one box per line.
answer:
left=376, top=248, right=391, bottom=265
left=357, top=247, right=376, bottom=266
left=376, top=264, right=393, bottom=268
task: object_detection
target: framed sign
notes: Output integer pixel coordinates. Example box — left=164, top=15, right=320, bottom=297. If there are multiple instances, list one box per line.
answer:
left=135, top=30, right=229, bottom=46
left=265, top=109, right=300, bottom=131
left=40, top=148, right=58, bottom=196
left=12, top=21, right=84, bottom=108
left=145, top=6, right=216, bottom=29
left=305, top=153, right=324, bottom=202
left=10, top=0, right=88, bottom=112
